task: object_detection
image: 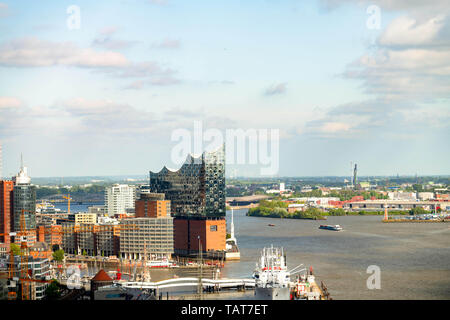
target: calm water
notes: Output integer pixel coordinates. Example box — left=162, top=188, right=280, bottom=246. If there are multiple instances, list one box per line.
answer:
left=61, top=206, right=450, bottom=299
left=53, top=203, right=103, bottom=213
left=221, top=209, right=450, bottom=300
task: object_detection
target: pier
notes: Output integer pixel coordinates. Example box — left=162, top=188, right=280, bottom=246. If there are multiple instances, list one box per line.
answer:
left=120, top=277, right=255, bottom=291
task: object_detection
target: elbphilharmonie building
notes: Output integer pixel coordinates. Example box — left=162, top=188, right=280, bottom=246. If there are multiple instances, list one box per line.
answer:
left=149, top=144, right=226, bottom=218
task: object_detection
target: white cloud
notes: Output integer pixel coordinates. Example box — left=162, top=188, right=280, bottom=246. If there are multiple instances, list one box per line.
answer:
left=0, top=2, right=8, bottom=18
left=148, top=0, right=168, bottom=5
left=0, top=96, right=22, bottom=108
left=92, top=27, right=137, bottom=50
left=0, top=37, right=129, bottom=68
left=264, top=83, right=287, bottom=96
left=99, top=26, right=118, bottom=36
left=379, top=15, right=449, bottom=48
left=320, top=0, right=450, bottom=15
left=151, top=38, right=181, bottom=49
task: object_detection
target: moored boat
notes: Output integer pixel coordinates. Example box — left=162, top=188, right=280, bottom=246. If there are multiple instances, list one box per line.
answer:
left=253, top=245, right=290, bottom=300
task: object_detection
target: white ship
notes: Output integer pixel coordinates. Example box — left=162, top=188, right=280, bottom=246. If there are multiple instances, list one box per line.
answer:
left=36, top=201, right=61, bottom=214
left=253, top=245, right=291, bottom=300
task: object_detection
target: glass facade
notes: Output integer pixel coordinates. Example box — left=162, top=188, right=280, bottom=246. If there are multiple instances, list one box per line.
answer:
left=149, top=144, right=225, bottom=217
left=13, top=184, right=36, bottom=231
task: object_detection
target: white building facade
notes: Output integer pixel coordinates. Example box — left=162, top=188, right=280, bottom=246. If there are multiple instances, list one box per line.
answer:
left=105, top=184, right=136, bottom=216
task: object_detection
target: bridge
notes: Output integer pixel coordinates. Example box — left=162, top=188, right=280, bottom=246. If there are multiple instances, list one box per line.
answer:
left=120, top=277, right=255, bottom=290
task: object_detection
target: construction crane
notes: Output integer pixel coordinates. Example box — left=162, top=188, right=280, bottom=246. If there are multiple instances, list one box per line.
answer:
left=19, top=211, right=32, bottom=300
left=1, top=209, right=38, bottom=300
left=4, top=220, right=141, bottom=300
left=62, top=194, right=72, bottom=214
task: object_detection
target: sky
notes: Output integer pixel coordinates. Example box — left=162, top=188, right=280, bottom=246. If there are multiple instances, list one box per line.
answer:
left=0, top=0, right=449, bottom=178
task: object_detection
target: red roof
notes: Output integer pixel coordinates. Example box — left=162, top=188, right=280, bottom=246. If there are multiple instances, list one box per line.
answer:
left=92, top=269, right=113, bottom=282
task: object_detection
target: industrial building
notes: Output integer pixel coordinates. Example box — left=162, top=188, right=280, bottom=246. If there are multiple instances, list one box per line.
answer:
left=343, top=200, right=443, bottom=211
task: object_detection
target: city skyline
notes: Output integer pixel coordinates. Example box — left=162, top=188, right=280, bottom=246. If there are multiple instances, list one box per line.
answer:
left=0, top=0, right=449, bottom=177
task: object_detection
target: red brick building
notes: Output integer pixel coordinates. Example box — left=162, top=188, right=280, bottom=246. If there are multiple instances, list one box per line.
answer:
left=0, top=180, right=14, bottom=245
left=37, top=225, right=63, bottom=247
left=135, top=199, right=171, bottom=218
left=174, top=217, right=226, bottom=255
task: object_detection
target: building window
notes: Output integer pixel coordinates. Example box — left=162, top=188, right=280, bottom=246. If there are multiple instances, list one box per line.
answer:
left=210, top=225, right=217, bottom=232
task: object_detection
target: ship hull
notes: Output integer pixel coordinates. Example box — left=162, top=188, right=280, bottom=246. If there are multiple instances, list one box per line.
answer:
left=255, top=287, right=290, bottom=300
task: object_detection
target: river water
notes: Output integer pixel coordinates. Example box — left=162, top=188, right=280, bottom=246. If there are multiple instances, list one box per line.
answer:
left=221, top=209, right=450, bottom=300
left=57, top=205, right=450, bottom=299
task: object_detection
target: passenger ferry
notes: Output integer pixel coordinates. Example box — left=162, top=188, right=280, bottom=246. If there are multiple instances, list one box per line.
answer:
left=319, top=225, right=343, bottom=231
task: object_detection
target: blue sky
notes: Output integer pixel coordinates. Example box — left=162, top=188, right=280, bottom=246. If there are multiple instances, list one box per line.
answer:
left=0, top=0, right=449, bottom=178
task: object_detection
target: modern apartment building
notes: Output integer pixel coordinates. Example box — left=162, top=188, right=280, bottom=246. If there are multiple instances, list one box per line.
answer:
left=119, top=217, right=174, bottom=260
left=74, top=213, right=97, bottom=225
left=61, top=223, right=120, bottom=257
left=37, top=225, right=62, bottom=247
left=105, top=184, right=136, bottom=216
left=4, top=255, right=51, bottom=300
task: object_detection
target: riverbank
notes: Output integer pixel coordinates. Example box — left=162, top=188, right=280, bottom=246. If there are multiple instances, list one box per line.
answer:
left=383, top=218, right=449, bottom=223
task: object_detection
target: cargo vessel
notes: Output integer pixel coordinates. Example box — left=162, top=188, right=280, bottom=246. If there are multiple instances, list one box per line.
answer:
left=319, top=225, right=343, bottom=231
left=253, top=245, right=290, bottom=300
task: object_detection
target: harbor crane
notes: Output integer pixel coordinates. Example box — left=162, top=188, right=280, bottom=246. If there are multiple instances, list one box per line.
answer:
left=62, top=194, right=72, bottom=214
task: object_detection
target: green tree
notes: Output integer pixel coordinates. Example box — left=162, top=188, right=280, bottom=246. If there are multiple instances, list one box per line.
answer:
left=10, top=243, right=21, bottom=256
left=329, top=208, right=346, bottom=216
left=52, top=249, right=65, bottom=262
left=45, top=280, right=61, bottom=300
left=409, top=207, right=427, bottom=215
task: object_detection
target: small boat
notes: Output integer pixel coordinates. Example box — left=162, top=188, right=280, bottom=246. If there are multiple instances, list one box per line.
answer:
left=268, top=224, right=275, bottom=227
left=319, top=225, right=343, bottom=231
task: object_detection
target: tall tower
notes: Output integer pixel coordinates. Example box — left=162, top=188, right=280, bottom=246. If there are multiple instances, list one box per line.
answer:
left=12, top=155, right=36, bottom=233
left=0, top=180, right=14, bottom=244
left=353, top=163, right=358, bottom=187
left=350, top=161, right=353, bottom=189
